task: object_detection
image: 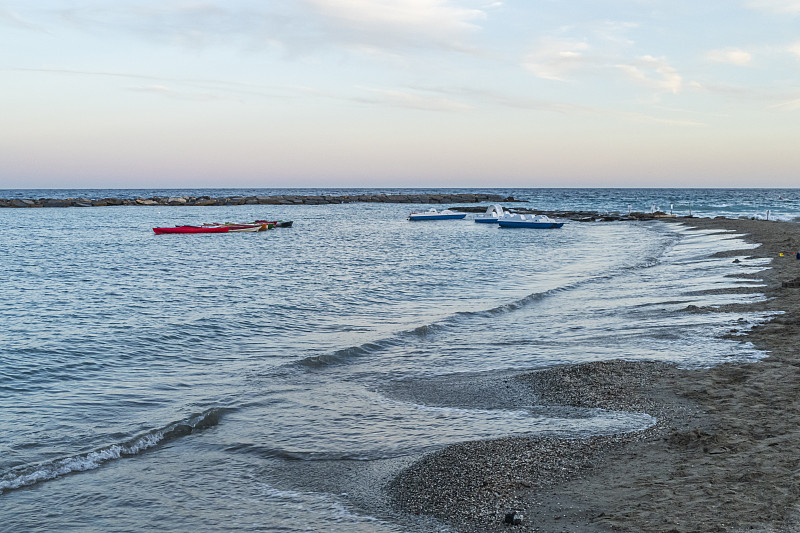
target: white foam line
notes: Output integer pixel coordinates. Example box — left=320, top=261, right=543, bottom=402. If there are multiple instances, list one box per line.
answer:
left=0, top=409, right=221, bottom=494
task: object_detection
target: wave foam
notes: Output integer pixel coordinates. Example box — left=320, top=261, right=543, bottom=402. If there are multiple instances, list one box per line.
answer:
left=0, top=407, right=225, bottom=495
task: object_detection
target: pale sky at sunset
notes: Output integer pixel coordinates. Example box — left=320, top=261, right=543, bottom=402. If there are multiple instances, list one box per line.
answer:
left=2, top=1, right=800, bottom=188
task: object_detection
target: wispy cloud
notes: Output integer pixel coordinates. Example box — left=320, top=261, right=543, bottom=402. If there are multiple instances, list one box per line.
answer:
left=31, top=1, right=492, bottom=57
left=411, top=85, right=599, bottom=114
left=706, top=47, right=752, bottom=66
left=523, top=38, right=591, bottom=81
left=788, top=41, right=800, bottom=58
left=591, top=20, right=638, bottom=46
left=353, top=86, right=472, bottom=111
left=302, top=0, right=490, bottom=54
left=746, top=0, right=800, bottom=14
left=620, top=111, right=707, bottom=127
left=0, top=6, right=45, bottom=32
left=127, top=84, right=231, bottom=102
left=767, top=97, right=800, bottom=110
left=617, top=55, right=683, bottom=94
left=3, top=67, right=297, bottom=101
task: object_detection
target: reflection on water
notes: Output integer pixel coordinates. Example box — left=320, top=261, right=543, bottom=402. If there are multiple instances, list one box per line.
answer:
left=0, top=202, right=774, bottom=532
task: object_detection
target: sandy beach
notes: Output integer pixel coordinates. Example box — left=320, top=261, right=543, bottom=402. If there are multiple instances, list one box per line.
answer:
left=387, top=217, right=800, bottom=532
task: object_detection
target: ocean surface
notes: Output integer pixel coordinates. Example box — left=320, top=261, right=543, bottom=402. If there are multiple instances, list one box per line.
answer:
left=0, top=188, right=792, bottom=532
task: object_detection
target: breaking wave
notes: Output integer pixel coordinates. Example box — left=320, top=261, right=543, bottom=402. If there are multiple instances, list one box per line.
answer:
left=0, top=407, right=226, bottom=495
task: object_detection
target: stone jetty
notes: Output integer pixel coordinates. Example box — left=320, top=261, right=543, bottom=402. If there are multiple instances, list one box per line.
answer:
left=0, top=193, right=510, bottom=208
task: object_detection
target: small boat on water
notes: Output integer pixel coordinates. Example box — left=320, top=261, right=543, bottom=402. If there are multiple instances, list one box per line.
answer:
left=498, top=213, right=564, bottom=229
left=154, top=223, right=263, bottom=234
left=154, top=219, right=293, bottom=234
left=408, top=208, right=467, bottom=221
left=153, top=225, right=231, bottom=235
left=203, top=222, right=264, bottom=232
left=474, top=204, right=505, bottom=223
left=227, top=224, right=262, bottom=232
left=253, top=220, right=293, bottom=228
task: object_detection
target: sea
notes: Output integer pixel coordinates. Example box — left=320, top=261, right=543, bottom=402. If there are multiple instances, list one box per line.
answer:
left=0, top=188, right=796, bottom=532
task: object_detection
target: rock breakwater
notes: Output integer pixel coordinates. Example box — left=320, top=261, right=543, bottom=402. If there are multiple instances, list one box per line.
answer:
left=0, top=193, right=509, bottom=208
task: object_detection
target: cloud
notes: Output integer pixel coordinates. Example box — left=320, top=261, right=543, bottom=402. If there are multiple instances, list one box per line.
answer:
left=616, top=55, right=683, bottom=94
left=0, top=6, right=45, bottom=31
left=746, top=0, right=800, bottom=14
left=302, top=0, right=489, bottom=53
left=127, top=84, right=230, bottom=101
left=591, top=20, right=638, bottom=46
left=706, top=47, right=752, bottom=66
left=768, top=97, right=800, bottom=110
left=353, top=86, right=472, bottom=111
left=8, top=1, right=491, bottom=58
left=621, top=111, right=707, bottom=127
left=523, top=38, right=591, bottom=81
left=788, top=41, right=800, bottom=58
left=411, top=84, right=599, bottom=114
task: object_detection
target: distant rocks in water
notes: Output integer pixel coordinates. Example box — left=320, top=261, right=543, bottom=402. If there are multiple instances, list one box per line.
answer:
left=0, top=193, right=510, bottom=208
left=0, top=194, right=701, bottom=223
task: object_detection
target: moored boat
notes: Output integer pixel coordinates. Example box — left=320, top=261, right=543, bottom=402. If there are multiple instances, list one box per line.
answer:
left=153, top=225, right=230, bottom=235
left=408, top=208, right=467, bottom=221
left=474, top=204, right=506, bottom=223
left=498, top=213, right=564, bottom=229
left=253, top=220, right=293, bottom=228
left=202, top=222, right=271, bottom=231
left=226, top=224, right=262, bottom=232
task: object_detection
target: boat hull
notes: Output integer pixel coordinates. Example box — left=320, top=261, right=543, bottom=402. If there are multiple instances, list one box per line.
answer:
left=474, top=217, right=500, bottom=223
left=253, top=220, right=293, bottom=228
left=227, top=225, right=261, bottom=232
left=153, top=226, right=230, bottom=234
left=498, top=220, right=564, bottom=228
left=408, top=214, right=467, bottom=221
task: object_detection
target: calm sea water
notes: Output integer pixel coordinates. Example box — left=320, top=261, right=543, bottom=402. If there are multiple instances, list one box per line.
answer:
left=0, top=189, right=787, bottom=532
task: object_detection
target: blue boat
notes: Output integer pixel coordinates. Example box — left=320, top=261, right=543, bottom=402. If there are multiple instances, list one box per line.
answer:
left=498, top=213, right=564, bottom=228
left=474, top=204, right=505, bottom=223
left=408, top=208, right=467, bottom=221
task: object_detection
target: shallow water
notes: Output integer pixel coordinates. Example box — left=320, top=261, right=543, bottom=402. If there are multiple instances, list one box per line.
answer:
left=0, top=192, right=778, bottom=531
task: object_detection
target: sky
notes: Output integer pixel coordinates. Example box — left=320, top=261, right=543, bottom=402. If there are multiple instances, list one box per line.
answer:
left=1, top=0, right=800, bottom=188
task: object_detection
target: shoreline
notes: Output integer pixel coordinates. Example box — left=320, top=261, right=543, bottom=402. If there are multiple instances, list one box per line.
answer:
left=385, top=217, right=800, bottom=532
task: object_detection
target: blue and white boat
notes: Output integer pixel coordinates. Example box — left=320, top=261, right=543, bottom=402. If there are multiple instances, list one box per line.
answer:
left=474, top=204, right=505, bottom=223
left=498, top=213, right=564, bottom=228
left=408, top=208, right=467, bottom=221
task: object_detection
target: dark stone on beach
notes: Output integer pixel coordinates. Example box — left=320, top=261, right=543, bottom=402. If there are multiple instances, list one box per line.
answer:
left=11, top=199, right=35, bottom=208
left=504, top=510, right=524, bottom=525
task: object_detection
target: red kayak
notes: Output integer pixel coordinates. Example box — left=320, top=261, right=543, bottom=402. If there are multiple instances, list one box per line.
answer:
left=153, top=225, right=230, bottom=235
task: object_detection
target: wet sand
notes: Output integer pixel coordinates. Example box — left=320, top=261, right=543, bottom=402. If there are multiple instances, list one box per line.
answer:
left=387, top=217, right=800, bottom=532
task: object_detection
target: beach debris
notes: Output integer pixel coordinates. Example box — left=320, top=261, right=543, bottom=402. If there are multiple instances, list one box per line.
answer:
left=503, top=509, right=524, bottom=525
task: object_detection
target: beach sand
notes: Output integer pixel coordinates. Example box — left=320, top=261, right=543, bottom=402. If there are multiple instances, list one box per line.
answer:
left=387, top=217, right=800, bottom=533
